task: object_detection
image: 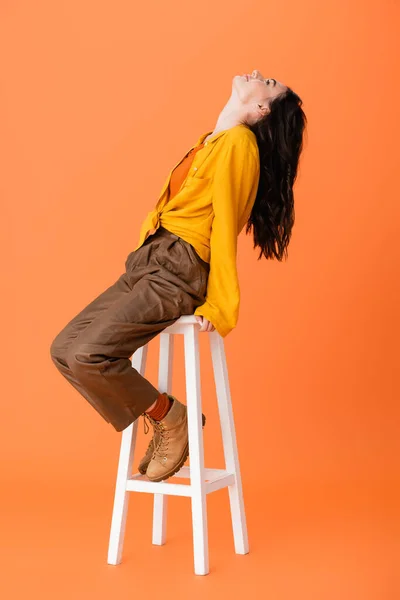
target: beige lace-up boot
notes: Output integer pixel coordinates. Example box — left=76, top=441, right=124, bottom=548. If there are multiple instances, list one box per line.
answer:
left=145, top=394, right=206, bottom=482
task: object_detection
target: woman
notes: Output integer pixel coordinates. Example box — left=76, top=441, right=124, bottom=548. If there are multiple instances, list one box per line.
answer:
left=50, top=69, right=307, bottom=483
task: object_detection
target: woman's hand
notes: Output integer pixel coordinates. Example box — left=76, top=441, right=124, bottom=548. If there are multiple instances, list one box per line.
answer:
left=195, top=315, right=216, bottom=333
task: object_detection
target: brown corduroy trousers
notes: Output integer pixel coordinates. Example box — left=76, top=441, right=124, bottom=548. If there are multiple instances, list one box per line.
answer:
left=50, top=226, right=210, bottom=432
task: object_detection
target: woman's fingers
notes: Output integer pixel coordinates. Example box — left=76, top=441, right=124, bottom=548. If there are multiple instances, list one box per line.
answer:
left=194, top=315, right=215, bottom=333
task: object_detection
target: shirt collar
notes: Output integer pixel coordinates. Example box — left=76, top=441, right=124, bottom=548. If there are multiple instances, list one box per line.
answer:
left=194, top=123, right=249, bottom=147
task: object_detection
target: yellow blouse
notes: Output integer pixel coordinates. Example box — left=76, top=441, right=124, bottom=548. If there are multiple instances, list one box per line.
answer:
left=134, top=123, right=260, bottom=337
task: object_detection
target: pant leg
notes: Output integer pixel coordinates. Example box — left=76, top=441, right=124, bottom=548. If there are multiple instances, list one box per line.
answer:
left=50, top=271, right=153, bottom=430
left=50, top=229, right=209, bottom=432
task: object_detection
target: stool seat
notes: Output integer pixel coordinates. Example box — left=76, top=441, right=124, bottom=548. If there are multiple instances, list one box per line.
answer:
left=107, top=314, right=249, bottom=575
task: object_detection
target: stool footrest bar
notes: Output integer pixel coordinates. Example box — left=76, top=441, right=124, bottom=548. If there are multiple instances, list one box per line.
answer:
left=126, top=467, right=236, bottom=497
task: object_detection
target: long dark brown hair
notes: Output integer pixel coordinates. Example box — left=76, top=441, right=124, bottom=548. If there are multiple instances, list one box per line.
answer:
left=247, top=87, right=307, bottom=260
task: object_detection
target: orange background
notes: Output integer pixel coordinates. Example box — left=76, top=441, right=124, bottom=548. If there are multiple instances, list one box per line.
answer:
left=1, top=0, right=398, bottom=597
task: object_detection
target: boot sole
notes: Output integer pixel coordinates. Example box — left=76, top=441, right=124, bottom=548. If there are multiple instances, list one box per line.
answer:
left=145, top=413, right=206, bottom=482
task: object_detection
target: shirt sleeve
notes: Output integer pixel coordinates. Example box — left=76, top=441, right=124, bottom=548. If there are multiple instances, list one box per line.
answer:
left=193, top=133, right=260, bottom=337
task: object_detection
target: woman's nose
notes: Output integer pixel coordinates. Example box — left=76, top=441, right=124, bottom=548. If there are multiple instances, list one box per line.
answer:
left=251, top=69, right=262, bottom=79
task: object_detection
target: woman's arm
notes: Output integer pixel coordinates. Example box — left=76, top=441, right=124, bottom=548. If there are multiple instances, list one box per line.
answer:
left=194, top=132, right=260, bottom=337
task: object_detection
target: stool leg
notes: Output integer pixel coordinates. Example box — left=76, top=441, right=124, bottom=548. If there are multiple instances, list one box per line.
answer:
left=151, top=332, right=175, bottom=545
left=209, top=332, right=249, bottom=555
left=107, top=345, right=148, bottom=565
left=184, top=325, right=209, bottom=575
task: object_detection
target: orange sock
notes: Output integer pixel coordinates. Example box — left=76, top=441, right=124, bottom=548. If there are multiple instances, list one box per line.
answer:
left=145, top=392, right=173, bottom=421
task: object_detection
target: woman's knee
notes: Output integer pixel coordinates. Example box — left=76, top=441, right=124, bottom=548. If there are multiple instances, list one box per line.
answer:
left=65, top=343, right=106, bottom=382
left=49, top=332, right=69, bottom=369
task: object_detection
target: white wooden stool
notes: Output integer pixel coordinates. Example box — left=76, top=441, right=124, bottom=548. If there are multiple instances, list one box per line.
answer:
left=107, top=314, right=249, bottom=575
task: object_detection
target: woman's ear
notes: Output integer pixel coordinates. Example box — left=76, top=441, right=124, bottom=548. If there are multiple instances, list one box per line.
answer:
left=258, top=103, right=270, bottom=116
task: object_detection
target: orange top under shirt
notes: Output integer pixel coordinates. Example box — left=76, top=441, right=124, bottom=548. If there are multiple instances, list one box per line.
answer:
left=144, top=142, right=205, bottom=241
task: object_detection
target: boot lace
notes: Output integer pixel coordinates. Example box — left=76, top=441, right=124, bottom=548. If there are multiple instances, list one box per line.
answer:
left=150, top=420, right=170, bottom=463
left=142, top=412, right=151, bottom=435
left=141, top=412, right=170, bottom=462
left=142, top=412, right=156, bottom=454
